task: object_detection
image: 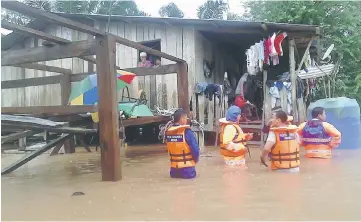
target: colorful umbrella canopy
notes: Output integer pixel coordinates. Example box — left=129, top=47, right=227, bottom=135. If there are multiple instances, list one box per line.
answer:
left=69, top=70, right=136, bottom=105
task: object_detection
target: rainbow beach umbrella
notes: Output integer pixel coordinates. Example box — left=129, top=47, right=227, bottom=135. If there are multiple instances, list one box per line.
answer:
left=68, top=70, right=136, bottom=105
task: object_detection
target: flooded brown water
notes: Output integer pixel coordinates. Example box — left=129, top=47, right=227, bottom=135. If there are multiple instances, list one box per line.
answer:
left=2, top=145, right=361, bottom=221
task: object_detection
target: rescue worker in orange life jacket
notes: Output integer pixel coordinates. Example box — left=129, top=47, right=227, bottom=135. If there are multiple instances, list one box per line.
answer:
left=297, top=107, right=341, bottom=159
left=261, top=110, right=301, bottom=172
left=166, top=109, right=200, bottom=179
left=219, top=105, right=253, bottom=166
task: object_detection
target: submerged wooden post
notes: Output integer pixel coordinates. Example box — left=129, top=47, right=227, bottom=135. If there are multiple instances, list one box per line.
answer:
left=176, top=62, right=189, bottom=113
left=60, top=73, right=75, bottom=154
left=289, top=39, right=298, bottom=122
left=261, top=69, right=268, bottom=148
left=96, top=34, right=121, bottom=181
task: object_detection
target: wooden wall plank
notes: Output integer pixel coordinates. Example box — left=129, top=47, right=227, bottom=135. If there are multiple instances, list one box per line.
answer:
left=165, top=27, right=178, bottom=110
left=155, top=25, right=167, bottom=109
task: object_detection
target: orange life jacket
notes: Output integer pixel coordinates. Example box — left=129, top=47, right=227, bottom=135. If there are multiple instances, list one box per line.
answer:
left=166, top=125, right=196, bottom=168
left=219, top=122, right=248, bottom=157
left=270, top=125, right=300, bottom=170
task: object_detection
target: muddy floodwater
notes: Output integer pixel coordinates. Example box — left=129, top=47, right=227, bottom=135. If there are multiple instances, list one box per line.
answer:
left=2, top=145, right=361, bottom=221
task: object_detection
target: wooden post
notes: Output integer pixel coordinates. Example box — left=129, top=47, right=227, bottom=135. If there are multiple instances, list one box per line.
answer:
left=176, top=62, right=189, bottom=113
left=96, top=34, right=121, bottom=181
left=289, top=39, right=298, bottom=122
left=60, top=76, right=75, bottom=154
left=261, top=69, right=268, bottom=148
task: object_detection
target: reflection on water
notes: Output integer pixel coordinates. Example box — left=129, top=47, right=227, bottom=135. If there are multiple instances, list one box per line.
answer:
left=2, top=145, right=361, bottom=220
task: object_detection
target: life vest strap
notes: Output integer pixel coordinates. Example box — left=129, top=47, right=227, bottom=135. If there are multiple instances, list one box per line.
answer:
left=169, top=152, right=192, bottom=157
left=306, top=150, right=331, bottom=154
left=170, top=158, right=194, bottom=162
left=270, top=157, right=300, bottom=161
left=272, top=151, right=299, bottom=156
left=303, top=138, right=331, bottom=143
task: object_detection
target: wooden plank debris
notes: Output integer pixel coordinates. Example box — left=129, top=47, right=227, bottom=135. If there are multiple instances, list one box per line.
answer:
left=1, top=130, right=37, bottom=144
left=1, top=114, right=64, bottom=127
left=1, top=134, right=71, bottom=175
left=1, top=105, right=97, bottom=115
left=2, top=40, right=96, bottom=66
left=1, top=122, right=97, bottom=134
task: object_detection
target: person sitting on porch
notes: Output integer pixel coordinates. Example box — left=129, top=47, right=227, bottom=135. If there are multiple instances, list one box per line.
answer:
left=297, top=107, right=341, bottom=159
left=219, top=105, right=253, bottom=166
left=138, top=52, right=152, bottom=68
left=261, top=110, right=300, bottom=172
left=166, top=109, right=200, bottom=179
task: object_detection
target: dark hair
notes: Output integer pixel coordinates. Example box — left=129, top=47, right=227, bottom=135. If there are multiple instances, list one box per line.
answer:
left=275, top=110, right=288, bottom=123
left=173, top=109, right=187, bottom=122
left=312, top=107, right=325, bottom=118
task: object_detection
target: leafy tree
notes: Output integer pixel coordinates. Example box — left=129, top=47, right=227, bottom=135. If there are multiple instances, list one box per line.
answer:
left=158, top=2, right=184, bottom=18
left=96, top=1, right=148, bottom=16
left=197, top=0, right=228, bottom=19
left=1, top=0, right=148, bottom=26
left=227, top=12, right=241, bottom=21
left=244, top=1, right=361, bottom=103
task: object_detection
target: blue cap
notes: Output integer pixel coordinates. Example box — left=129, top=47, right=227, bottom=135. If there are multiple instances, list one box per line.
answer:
left=226, top=105, right=242, bottom=122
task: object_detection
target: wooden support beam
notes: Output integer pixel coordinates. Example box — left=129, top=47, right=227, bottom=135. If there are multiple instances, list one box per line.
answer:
left=1, top=134, right=71, bottom=175
left=2, top=40, right=96, bottom=66
left=111, top=34, right=185, bottom=63
left=49, top=142, right=64, bottom=156
left=1, top=1, right=104, bottom=36
left=1, top=75, right=64, bottom=89
left=2, top=21, right=98, bottom=65
left=96, top=34, right=121, bottom=181
left=12, top=63, right=72, bottom=74
left=177, top=62, right=189, bottom=113
left=120, top=64, right=178, bottom=76
left=71, top=64, right=178, bottom=82
left=289, top=38, right=298, bottom=121
left=1, top=105, right=97, bottom=115
left=1, top=130, right=37, bottom=144
left=1, top=122, right=97, bottom=134
left=60, top=74, right=71, bottom=106
left=1, top=20, right=71, bottom=45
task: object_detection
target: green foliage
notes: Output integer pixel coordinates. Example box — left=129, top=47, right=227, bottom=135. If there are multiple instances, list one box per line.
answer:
left=1, top=0, right=148, bottom=26
left=244, top=1, right=361, bottom=104
left=158, top=2, right=184, bottom=18
left=197, top=0, right=228, bottom=19
left=227, top=12, right=241, bottom=21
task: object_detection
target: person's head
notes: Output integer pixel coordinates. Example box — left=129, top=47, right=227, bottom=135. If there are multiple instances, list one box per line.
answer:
left=226, top=105, right=242, bottom=123
left=140, top=52, right=147, bottom=62
left=155, top=58, right=161, bottom=66
left=270, top=110, right=288, bottom=127
left=173, top=109, right=188, bottom=125
left=312, top=107, right=326, bottom=121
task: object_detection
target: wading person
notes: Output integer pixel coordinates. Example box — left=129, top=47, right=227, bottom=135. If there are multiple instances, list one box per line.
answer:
left=166, top=109, right=200, bottom=179
left=261, top=110, right=300, bottom=172
left=219, top=105, right=253, bottom=166
left=297, top=107, right=341, bottom=158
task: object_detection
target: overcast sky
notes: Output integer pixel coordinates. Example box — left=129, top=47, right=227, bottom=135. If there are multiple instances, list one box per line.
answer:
left=1, top=0, right=246, bottom=35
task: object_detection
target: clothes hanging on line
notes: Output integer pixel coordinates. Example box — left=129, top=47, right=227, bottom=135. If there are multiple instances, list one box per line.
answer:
left=245, top=32, right=288, bottom=74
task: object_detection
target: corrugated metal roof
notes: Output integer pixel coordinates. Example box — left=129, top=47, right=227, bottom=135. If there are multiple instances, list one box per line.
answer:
left=1, top=12, right=319, bottom=50
left=298, top=64, right=335, bottom=79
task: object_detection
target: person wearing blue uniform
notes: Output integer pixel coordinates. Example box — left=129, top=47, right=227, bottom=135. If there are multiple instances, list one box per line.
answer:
left=166, top=109, right=200, bottom=179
